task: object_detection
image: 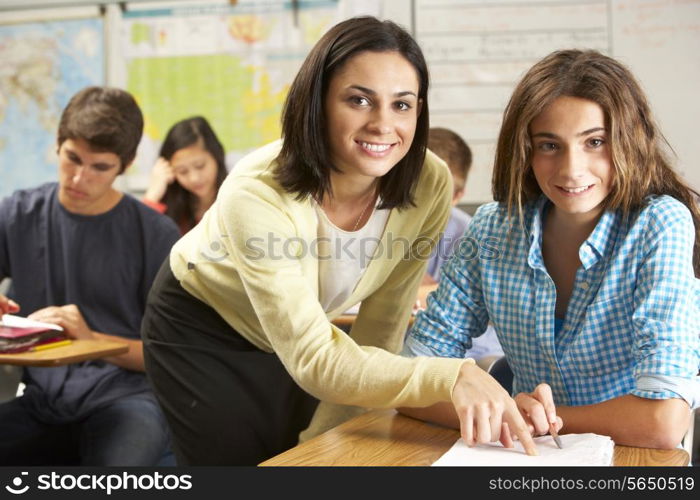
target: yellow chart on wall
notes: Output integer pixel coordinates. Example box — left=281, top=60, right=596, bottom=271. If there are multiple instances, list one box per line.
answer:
left=121, top=1, right=376, bottom=189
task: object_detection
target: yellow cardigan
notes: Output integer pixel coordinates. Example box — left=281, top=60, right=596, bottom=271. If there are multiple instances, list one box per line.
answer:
left=169, top=140, right=468, bottom=438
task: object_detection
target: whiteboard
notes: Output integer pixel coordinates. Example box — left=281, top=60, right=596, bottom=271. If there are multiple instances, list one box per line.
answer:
left=409, top=0, right=700, bottom=203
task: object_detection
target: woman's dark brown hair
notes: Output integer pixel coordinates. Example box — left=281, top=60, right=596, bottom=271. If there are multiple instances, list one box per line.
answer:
left=492, top=49, right=700, bottom=275
left=275, top=16, right=430, bottom=210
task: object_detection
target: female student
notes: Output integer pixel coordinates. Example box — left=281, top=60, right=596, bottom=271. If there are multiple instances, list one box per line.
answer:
left=141, top=16, right=536, bottom=465
left=403, top=49, right=700, bottom=449
left=142, top=116, right=227, bottom=234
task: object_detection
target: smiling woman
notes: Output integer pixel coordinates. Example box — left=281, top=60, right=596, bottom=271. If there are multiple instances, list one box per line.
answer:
left=319, top=50, right=421, bottom=230
left=140, top=16, right=537, bottom=466
left=323, top=50, right=420, bottom=183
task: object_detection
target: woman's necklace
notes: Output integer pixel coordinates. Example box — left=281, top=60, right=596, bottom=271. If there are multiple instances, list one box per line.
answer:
left=352, top=193, right=376, bottom=231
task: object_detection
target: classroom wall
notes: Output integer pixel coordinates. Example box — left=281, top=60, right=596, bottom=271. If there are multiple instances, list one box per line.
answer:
left=108, top=0, right=393, bottom=193
left=401, top=0, right=700, bottom=204
left=1, top=0, right=698, bottom=203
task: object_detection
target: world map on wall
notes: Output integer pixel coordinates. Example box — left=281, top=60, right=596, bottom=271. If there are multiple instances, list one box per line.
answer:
left=121, top=1, right=353, bottom=190
left=0, top=18, right=104, bottom=198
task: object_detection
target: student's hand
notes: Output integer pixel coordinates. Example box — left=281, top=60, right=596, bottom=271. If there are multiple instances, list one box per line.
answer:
left=514, top=383, right=563, bottom=437
left=0, top=294, right=20, bottom=315
left=144, top=157, right=175, bottom=203
left=27, top=304, right=95, bottom=340
left=452, top=361, right=538, bottom=455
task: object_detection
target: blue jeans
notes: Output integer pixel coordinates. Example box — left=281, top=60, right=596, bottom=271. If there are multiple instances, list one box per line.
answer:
left=0, top=393, right=172, bottom=466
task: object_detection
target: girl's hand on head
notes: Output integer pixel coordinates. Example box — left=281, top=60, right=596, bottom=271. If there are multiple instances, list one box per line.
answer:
left=514, top=383, right=563, bottom=436
left=0, top=294, right=20, bottom=316
left=144, top=157, right=175, bottom=203
left=452, top=361, right=538, bottom=455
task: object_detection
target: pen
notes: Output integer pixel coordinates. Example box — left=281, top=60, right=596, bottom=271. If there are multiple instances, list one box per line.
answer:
left=31, top=339, right=72, bottom=352
left=549, top=422, right=563, bottom=449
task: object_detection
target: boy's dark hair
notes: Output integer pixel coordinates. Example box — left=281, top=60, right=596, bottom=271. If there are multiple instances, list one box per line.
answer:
left=57, top=86, right=143, bottom=172
left=275, top=16, right=430, bottom=210
left=428, top=127, right=472, bottom=194
left=159, top=116, right=227, bottom=229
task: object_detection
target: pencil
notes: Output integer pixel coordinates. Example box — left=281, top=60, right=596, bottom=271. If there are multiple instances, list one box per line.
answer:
left=549, top=422, right=563, bottom=449
left=31, top=339, right=72, bottom=352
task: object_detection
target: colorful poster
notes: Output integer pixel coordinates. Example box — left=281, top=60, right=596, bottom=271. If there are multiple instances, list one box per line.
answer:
left=122, top=0, right=379, bottom=189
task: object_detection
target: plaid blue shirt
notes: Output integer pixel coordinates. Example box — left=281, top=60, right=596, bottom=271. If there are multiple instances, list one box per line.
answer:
left=407, top=195, right=700, bottom=407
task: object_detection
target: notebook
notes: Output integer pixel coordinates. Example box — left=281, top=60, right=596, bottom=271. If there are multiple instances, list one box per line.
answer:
left=0, top=314, right=66, bottom=353
left=432, top=433, right=615, bottom=467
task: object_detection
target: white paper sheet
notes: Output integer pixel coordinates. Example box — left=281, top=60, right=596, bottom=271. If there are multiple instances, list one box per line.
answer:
left=432, top=433, right=614, bottom=467
left=0, top=314, right=63, bottom=331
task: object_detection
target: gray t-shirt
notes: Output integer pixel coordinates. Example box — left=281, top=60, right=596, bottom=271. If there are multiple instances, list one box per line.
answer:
left=0, top=183, right=179, bottom=423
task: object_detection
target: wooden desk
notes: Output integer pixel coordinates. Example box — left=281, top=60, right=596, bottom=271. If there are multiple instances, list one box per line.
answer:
left=0, top=339, right=129, bottom=367
left=260, top=409, right=689, bottom=467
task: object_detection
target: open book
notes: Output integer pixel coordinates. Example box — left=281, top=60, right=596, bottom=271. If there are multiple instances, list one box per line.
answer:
left=0, top=314, right=66, bottom=353
left=432, top=433, right=614, bottom=467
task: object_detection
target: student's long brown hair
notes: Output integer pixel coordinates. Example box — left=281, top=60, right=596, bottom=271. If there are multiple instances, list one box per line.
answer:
left=492, top=49, right=700, bottom=276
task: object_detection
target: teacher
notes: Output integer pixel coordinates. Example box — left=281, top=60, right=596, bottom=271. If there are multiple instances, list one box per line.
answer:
left=141, top=16, right=535, bottom=465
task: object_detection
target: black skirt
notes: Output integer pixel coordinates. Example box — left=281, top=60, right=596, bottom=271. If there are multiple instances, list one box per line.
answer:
left=141, top=261, right=318, bottom=465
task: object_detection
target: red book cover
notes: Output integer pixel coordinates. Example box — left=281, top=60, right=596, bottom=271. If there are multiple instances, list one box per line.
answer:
left=0, top=314, right=66, bottom=352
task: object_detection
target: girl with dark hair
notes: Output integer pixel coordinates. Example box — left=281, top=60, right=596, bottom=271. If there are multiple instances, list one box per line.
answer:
left=141, top=16, right=536, bottom=465
left=403, top=49, right=699, bottom=449
left=143, top=116, right=227, bottom=234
